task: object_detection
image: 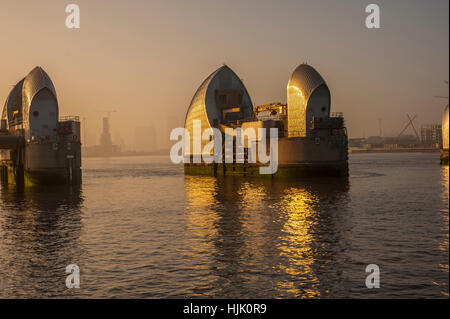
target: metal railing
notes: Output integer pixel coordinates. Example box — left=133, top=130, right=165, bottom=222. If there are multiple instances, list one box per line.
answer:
left=8, top=118, right=23, bottom=128
left=331, top=112, right=344, bottom=118
left=59, top=116, right=80, bottom=122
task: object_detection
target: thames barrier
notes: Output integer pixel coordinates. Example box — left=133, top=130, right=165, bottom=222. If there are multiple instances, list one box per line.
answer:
left=0, top=67, right=81, bottom=185
left=182, top=63, right=348, bottom=177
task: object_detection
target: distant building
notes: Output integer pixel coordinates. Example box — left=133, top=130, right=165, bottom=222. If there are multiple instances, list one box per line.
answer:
left=83, top=117, right=120, bottom=157
left=367, top=136, right=383, bottom=145
left=365, top=136, right=389, bottom=148
left=421, top=124, right=442, bottom=148
left=99, top=117, right=112, bottom=148
left=348, top=138, right=367, bottom=148
left=397, top=134, right=421, bottom=146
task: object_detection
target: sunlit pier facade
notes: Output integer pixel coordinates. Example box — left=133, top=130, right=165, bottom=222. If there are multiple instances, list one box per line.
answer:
left=183, top=63, right=348, bottom=177
left=441, top=104, right=449, bottom=165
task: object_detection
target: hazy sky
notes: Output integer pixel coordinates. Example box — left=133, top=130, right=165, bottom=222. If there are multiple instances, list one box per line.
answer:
left=0, top=0, right=448, bottom=148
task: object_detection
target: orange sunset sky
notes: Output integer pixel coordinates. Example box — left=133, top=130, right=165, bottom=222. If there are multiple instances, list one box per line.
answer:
left=0, top=0, right=448, bottom=150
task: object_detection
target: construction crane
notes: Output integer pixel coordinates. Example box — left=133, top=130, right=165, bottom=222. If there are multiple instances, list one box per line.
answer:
left=397, top=114, right=420, bottom=142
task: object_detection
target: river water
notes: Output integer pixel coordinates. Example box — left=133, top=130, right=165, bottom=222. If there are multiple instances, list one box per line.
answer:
left=0, top=153, right=448, bottom=298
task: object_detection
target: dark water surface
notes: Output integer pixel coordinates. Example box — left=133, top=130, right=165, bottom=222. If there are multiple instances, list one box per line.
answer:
left=0, top=153, right=448, bottom=298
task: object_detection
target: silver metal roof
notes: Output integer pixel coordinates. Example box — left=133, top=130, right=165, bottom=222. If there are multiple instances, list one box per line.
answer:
left=185, top=65, right=253, bottom=127
left=2, top=78, right=24, bottom=123
left=184, top=65, right=254, bottom=157
left=21, top=67, right=57, bottom=128
left=2, top=67, right=58, bottom=129
left=22, top=67, right=57, bottom=111
left=287, top=64, right=327, bottom=102
left=185, top=66, right=221, bottom=128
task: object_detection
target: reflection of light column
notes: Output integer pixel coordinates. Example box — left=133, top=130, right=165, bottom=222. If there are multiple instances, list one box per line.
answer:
left=438, top=166, right=449, bottom=297
left=183, top=176, right=220, bottom=263
left=277, top=187, right=321, bottom=298
left=439, top=166, right=449, bottom=252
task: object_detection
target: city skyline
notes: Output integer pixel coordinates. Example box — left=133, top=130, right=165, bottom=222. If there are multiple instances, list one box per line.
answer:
left=0, top=0, right=448, bottom=149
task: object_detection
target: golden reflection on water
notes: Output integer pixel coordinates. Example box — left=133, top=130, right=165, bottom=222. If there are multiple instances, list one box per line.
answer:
left=276, top=187, right=321, bottom=298
left=438, top=165, right=449, bottom=297
left=183, top=176, right=220, bottom=260
left=236, top=181, right=268, bottom=236
left=183, top=176, right=348, bottom=298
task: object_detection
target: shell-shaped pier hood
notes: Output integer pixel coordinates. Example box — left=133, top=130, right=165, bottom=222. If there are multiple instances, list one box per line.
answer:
left=2, top=67, right=59, bottom=142
left=287, top=64, right=330, bottom=137
left=184, top=65, right=253, bottom=157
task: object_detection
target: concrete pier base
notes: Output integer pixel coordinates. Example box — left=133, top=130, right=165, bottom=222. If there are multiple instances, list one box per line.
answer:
left=185, top=161, right=348, bottom=178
